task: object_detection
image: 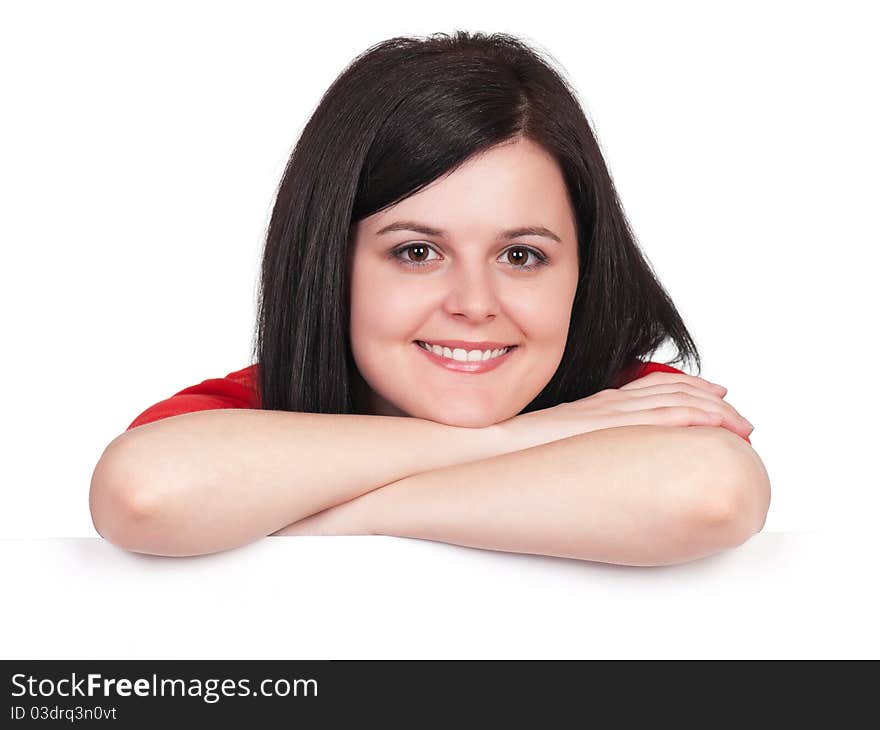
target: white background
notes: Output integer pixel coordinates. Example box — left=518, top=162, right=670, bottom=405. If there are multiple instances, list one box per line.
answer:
left=2, top=532, right=876, bottom=659
left=1, top=1, right=878, bottom=657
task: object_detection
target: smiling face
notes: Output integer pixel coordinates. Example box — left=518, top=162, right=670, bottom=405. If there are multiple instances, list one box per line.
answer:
left=347, top=136, right=580, bottom=428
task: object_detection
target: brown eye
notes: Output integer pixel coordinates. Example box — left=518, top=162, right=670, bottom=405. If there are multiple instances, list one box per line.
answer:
left=504, top=246, right=549, bottom=271
left=407, top=245, right=430, bottom=263
left=392, top=243, right=441, bottom=267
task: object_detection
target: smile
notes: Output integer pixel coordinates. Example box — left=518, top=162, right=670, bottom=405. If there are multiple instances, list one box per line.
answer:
left=413, top=341, right=518, bottom=374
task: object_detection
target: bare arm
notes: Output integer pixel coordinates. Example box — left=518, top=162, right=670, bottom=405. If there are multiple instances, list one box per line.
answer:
left=89, top=409, right=514, bottom=557
left=275, top=425, right=771, bottom=567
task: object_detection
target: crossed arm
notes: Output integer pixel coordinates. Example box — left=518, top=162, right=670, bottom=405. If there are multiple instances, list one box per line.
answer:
left=94, top=406, right=769, bottom=564
left=273, top=424, right=770, bottom=567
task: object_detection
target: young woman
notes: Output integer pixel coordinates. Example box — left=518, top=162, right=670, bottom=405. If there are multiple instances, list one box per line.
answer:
left=89, top=31, right=769, bottom=565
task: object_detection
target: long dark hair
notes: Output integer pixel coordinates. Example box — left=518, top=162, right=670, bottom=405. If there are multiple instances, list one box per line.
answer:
left=252, top=30, right=701, bottom=415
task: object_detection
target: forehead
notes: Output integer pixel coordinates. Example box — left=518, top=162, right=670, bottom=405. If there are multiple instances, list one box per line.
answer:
left=357, top=138, right=576, bottom=240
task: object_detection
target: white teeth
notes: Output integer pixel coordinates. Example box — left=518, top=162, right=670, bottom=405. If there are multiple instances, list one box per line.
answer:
left=418, top=341, right=511, bottom=362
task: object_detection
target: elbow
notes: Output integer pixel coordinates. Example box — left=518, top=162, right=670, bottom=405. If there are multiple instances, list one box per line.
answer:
left=89, top=436, right=162, bottom=553
left=688, top=427, right=772, bottom=549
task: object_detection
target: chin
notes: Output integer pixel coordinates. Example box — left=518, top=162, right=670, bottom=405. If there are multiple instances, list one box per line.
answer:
left=420, top=406, right=506, bottom=430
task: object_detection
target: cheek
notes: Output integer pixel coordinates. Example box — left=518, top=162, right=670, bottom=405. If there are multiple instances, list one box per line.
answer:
left=509, top=288, right=574, bottom=343
left=350, top=264, right=425, bottom=343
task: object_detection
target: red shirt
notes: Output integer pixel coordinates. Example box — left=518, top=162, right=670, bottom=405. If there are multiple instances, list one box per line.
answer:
left=125, top=361, right=750, bottom=443
left=126, top=364, right=261, bottom=431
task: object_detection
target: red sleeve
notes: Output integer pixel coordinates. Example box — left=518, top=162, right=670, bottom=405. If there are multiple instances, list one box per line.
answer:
left=615, top=360, right=751, bottom=445
left=125, top=365, right=261, bottom=431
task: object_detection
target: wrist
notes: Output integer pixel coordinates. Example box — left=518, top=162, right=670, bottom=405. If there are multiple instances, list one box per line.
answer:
left=482, top=413, right=533, bottom=457
left=419, top=414, right=518, bottom=465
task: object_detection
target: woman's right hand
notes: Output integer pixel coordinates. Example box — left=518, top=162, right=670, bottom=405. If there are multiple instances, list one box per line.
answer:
left=496, top=371, right=754, bottom=451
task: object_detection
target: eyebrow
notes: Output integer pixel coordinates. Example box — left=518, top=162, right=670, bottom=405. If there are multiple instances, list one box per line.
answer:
left=375, top=220, right=562, bottom=243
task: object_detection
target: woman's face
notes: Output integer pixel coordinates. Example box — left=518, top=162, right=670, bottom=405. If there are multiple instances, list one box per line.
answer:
left=347, top=137, right=580, bottom=428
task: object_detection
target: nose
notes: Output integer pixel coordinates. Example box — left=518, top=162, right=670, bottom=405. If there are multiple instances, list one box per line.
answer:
left=441, top=258, right=501, bottom=321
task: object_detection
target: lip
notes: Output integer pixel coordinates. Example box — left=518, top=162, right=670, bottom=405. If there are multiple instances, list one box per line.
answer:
left=416, top=339, right=515, bottom=350
left=412, top=340, right=517, bottom=374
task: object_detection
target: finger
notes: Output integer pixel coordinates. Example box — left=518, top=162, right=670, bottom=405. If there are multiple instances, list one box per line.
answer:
left=622, top=393, right=754, bottom=436
left=619, top=370, right=727, bottom=397
left=621, top=382, right=747, bottom=421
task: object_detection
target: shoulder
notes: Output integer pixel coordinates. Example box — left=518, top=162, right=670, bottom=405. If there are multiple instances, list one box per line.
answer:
left=611, top=360, right=687, bottom=388
left=125, top=364, right=261, bottom=431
